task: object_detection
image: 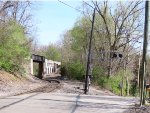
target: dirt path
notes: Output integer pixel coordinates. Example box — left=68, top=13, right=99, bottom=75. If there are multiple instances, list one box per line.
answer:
left=54, top=80, right=115, bottom=96
left=0, top=72, right=60, bottom=98
left=51, top=80, right=145, bottom=113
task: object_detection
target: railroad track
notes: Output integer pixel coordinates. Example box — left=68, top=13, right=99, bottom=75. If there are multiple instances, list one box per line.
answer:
left=18, top=79, right=61, bottom=94
left=0, top=79, right=61, bottom=98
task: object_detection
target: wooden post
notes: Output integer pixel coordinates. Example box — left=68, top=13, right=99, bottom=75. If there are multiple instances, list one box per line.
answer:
left=84, top=8, right=96, bottom=94
left=137, top=48, right=141, bottom=88
left=140, top=1, right=149, bottom=106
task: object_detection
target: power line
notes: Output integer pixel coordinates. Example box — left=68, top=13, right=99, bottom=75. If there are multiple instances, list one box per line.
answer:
left=57, top=0, right=98, bottom=23
left=83, top=0, right=95, bottom=9
left=58, top=0, right=84, bottom=14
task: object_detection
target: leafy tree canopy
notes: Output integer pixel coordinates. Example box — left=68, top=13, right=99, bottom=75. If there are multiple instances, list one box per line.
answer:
left=0, top=20, right=30, bottom=72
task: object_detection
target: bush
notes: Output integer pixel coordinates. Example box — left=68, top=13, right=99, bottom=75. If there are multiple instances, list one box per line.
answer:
left=60, top=66, right=66, bottom=77
left=129, top=79, right=138, bottom=96
left=92, top=67, right=127, bottom=95
left=61, top=61, right=85, bottom=81
left=106, top=70, right=133, bottom=96
left=0, top=20, right=30, bottom=73
left=92, top=69, right=123, bottom=95
left=130, top=83, right=138, bottom=96
left=108, top=75, right=123, bottom=95
left=61, top=62, right=135, bottom=96
left=92, top=66, right=107, bottom=87
left=0, top=60, right=13, bottom=72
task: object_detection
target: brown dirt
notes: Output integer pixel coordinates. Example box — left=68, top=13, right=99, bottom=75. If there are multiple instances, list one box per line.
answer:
left=123, top=105, right=150, bottom=113
left=0, top=70, right=56, bottom=97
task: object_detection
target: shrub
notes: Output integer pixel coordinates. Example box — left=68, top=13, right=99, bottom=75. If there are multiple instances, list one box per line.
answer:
left=0, top=20, right=30, bottom=74
left=129, top=78, right=138, bottom=96
left=61, top=61, right=85, bottom=81
left=92, top=68, right=127, bottom=95
left=130, top=82, right=138, bottom=96
left=60, top=66, right=66, bottom=77
left=107, top=70, right=133, bottom=96
left=92, top=66, right=107, bottom=87
left=108, top=75, right=123, bottom=95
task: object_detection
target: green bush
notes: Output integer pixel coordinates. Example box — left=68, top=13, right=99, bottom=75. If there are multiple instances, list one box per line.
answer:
left=0, top=20, right=30, bottom=73
left=0, top=60, right=13, bottom=72
left=61, top=61, right=85, bottom=81
left=107, top=70, right=133, bottom=96
left=108, top=75, right=122, bottom=95
left=61, top=62, right=135, bottom=96
left=92, top=66, right=107, bottom=87
left=60, top=66, right=66, bottom=77
left=92, top=67, right=127, bottom=95
left=130, top=83, right=138, bottom=96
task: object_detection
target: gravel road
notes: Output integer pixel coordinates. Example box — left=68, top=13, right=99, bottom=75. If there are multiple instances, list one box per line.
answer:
left=1, top=73, right=149, bottom=113
left=54, top=80, right=115, bottom=96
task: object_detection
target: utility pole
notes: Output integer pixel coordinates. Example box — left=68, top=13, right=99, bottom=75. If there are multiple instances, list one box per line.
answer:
left=126, top=35, right=129, bottom=96
left=84, top=8, right=96, bottom=94
left=138, top=47, right=141, bottom=88
left=140, top=1, right=149, bottom=106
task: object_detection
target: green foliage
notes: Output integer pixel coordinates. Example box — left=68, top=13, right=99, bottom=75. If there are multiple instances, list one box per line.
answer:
left=92, top=66, right=106, bottom=86
left=71, top=26, right=87, bottom=52
left=92, top=66, right=121, bottom=95
left=61, top=61, right=85, bottom=80
left=108, top=73, right=123, bottom=95
left=60, top=2, right=142, bottom=96
left=92, top=68, right=127, bottom=95
left=60, top=65, right=66, bottom=77
left=94, top=69, right=135, bottom=96
left=130, top=82, right=138, bottom=96
left=0, top=20, right=30, bottom=73
left=42, top=44, right=61, bottom=61
left=70, top=17, right=90, bottom=55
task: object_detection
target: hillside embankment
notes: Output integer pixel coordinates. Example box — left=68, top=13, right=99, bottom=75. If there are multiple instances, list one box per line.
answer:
left=0, top=71, right=52, bottom=97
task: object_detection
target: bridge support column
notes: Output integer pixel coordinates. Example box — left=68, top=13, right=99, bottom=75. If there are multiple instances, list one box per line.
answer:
left=48, top=67, right=49, bottom=74
left=46, top=67, right=48, bottom=75
left=30, top=59, right=33, bottom=75
left=50, top=67, right=52, bottom=73
left=45, top=59, right=48, bottom=75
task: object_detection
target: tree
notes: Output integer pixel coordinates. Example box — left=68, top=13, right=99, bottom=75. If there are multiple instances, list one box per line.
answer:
left=0, top=1, right=32, bottom=28
left=37, top=43, right=61, bottom=61
left=0, top=1, right=34, bottom=46
left=59, top=1, right=145, bottom=96
left=0, top=1, right=33, bottom=74
left=45, top=44, right=61, bottom=61
left=82, top=1, right=144, bottom=78
left=60, top=30, right=74, bottom=63
left=0, top=20, right=30, bottom=73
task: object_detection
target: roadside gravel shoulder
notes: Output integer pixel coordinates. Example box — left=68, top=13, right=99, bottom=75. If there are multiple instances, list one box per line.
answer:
left=123, top=105, right=150, bottom=113
left=0, top=71, right=52, bottom=98
left=0, top=79, right=50, bottom=98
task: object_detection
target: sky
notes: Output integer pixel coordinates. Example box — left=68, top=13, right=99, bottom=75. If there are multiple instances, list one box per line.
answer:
left=32, top=0, right=82, bottom=46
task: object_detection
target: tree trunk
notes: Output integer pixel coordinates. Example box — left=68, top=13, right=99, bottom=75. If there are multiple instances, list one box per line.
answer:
left=108, top=58, right=112, bottom=78
left=107, top=47, right=112, bottom=78
left=126, top=76, right=129, bottom=96
left=140, top=1, right=149, bottom=106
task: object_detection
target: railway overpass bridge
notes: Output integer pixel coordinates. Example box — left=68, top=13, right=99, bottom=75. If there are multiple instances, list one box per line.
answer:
left=30, top=54, right=61, bottom=79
